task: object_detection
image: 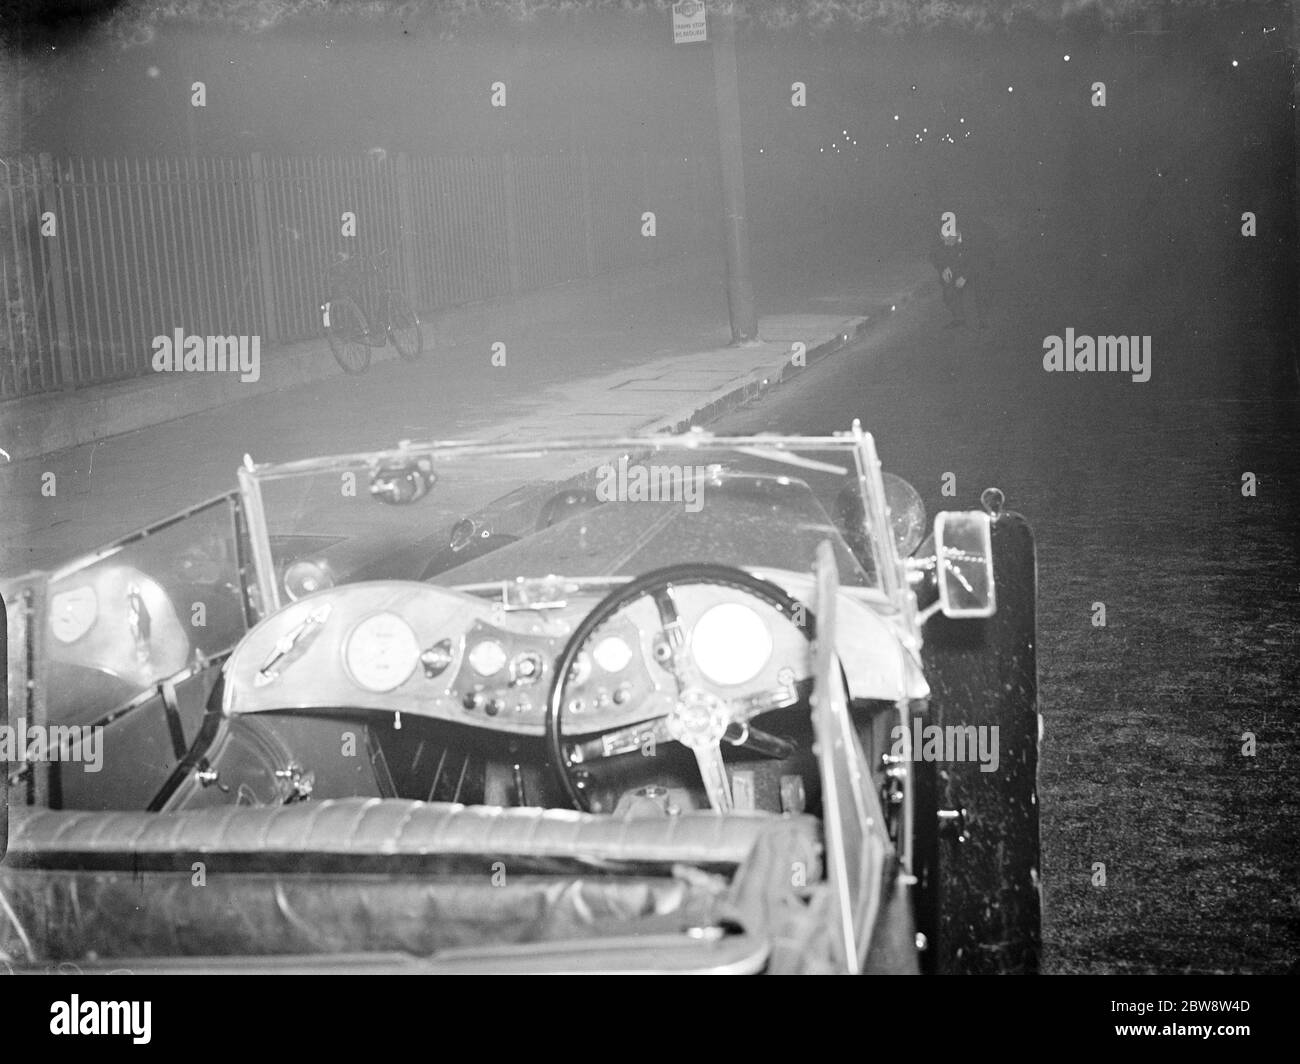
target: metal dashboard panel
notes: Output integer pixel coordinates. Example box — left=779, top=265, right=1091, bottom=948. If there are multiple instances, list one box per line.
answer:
left=223, top=576, right=918, bottom=737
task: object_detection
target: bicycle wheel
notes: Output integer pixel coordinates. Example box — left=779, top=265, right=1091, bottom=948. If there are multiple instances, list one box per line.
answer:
left=323, top=295, right=371, bottom=374
left=386, top=290, right=424, bottom=361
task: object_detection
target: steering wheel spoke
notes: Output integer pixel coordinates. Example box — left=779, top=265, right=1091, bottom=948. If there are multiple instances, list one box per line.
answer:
left=721, top=721, right=797, bottom=761
left=727, top=676, right=811, bottom=721
left=650, top=586, right=709, bottom=691
left=691, top=743, right=734, bottom=815
left=564, top=716, right=671, bottom=764
left=546, top=563, right=816, bottom=814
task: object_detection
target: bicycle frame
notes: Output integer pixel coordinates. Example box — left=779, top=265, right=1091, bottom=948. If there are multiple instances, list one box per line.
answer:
left=323, top=255, right=395, bottom=342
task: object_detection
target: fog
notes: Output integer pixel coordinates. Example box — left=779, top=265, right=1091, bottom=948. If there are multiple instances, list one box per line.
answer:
left=1, top=0, right=1298, bottom=977
left=10, top=2, right=1293, bottom=290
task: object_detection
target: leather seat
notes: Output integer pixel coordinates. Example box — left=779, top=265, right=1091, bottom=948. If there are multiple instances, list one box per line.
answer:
left=6, top=797, right=818, bottom=870
left=0, top=800, right=823, bottom=967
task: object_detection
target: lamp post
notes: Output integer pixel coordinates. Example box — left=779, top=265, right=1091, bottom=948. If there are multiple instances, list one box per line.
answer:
left=710, top=2, right=757, bottom=342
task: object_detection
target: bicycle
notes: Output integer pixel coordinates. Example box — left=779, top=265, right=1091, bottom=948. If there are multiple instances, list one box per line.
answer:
left=320, top=248, right=424, bottom=374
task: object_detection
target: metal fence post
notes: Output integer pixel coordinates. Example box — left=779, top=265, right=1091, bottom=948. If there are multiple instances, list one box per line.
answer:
left=393, top=152, right=421, bottom=311
left=37, top=154, right=76, bottom=389
left=580, top=148, right=596, bottom=277
left=248, top=152, right=279, bottom=344
left=502, top=152, right=522, bottom=294
left=640, top=149, right=655, bottom=263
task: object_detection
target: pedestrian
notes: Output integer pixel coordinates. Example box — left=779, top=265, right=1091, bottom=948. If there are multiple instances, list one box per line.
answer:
left=929, top=222, right=987, bottom=329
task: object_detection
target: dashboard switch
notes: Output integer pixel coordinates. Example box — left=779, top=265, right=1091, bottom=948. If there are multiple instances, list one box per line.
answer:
left=511, top=652, right=543, bottom=684
left=485, top=698, right=503, bottom=717
left=462, top=691, right=484, bottom=711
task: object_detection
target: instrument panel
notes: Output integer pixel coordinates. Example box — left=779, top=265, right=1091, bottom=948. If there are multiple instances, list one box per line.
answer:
left=444, top=612, right=662, bottom=732
left=224, top=580, right=811, bottom=737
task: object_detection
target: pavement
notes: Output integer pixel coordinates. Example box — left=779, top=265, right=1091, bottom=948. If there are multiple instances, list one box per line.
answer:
left=0, top=242, right=932, bottom=576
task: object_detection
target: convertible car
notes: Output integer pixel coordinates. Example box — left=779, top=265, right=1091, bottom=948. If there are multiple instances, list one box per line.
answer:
left=0, top=424, right=1041, bottom=974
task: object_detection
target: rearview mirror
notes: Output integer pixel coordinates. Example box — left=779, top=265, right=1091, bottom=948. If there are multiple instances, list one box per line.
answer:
left=934, top=511, right=996, bottom=618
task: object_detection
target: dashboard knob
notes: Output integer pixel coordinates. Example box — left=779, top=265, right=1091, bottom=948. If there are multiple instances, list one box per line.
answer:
left=511, top=652, right=543, bottom=684
left=462, top=691, right=484, bottom=711
left=485, top=698, right=503, bottom=717
left=612, top=685, right=631, bottom=705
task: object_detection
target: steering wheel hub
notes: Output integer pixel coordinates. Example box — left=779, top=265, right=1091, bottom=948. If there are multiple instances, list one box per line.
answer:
left=666, top=688, right=731, bottom=750
left=546, top=563, right=816, bottom=813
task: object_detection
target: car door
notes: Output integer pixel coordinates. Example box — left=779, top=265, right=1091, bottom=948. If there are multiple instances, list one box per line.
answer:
left=810, top=540, right=901, bottom=974
left=2, top=493, right=257, bottom=811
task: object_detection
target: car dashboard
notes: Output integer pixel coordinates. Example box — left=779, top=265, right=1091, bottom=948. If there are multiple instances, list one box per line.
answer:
left=223, top=578, right=820, bottom=737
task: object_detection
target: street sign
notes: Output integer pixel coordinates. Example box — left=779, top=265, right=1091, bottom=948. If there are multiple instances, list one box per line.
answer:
left=672, top=1, right=708, bottom=44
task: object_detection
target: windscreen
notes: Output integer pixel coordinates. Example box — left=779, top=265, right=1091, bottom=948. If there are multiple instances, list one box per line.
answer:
left=251, top=439, right=886, bottom=603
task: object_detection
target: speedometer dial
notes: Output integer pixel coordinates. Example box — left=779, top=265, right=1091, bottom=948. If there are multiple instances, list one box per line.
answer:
left=344, top=612, right=421, bottom=692
left=690, top=603, right=773, bottom=686
left=592, top=635, right=633, bottom=674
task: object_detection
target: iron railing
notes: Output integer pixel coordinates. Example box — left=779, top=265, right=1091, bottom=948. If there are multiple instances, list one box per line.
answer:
left=0, top=149, right=716, bottom=400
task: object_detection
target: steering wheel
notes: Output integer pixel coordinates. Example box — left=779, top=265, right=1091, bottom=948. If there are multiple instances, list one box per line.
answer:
left=545, top=563, right=816, bottom=813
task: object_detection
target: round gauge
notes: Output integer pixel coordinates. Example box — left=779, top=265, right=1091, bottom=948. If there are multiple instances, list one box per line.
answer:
left=592, top=634, right=633, bottom=674
left=50, top=586, right=97, bottom=644
left=690, top=603, right=773, bottom=687
left=467, top=639, right=508, bottom=677
left=344, top=612, right=421, bottom=692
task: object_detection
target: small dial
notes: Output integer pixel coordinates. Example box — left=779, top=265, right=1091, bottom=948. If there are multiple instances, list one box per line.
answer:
left=50, top=586, right=97, bottom=644
left=468, top=639, right=508, bottom=677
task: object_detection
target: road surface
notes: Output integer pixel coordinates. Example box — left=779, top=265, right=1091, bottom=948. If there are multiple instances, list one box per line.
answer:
left=709, top=225, right=1299, bottom=974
